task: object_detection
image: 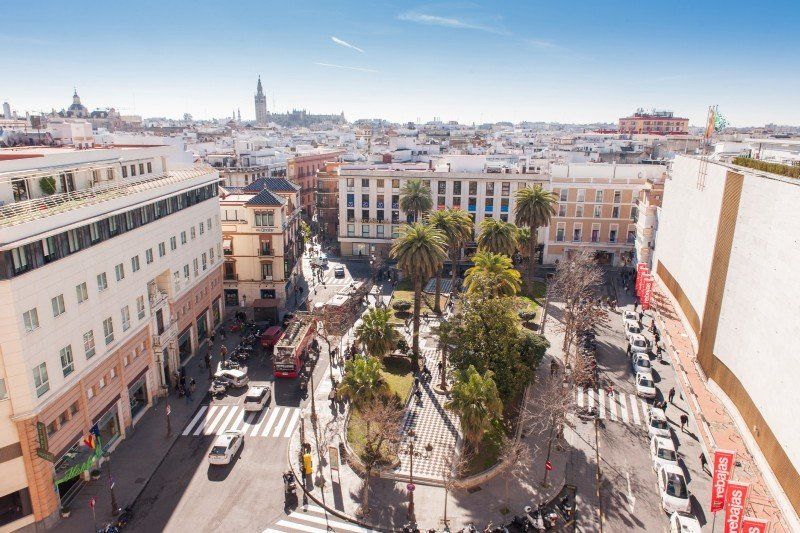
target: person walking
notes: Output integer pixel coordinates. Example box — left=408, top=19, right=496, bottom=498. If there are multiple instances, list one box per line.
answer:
left=221, top=344, right=228, bottom=362
left=209, top=332, right=215, bottom=345
left=661, top=399, right=669, bottom=414
left=680, top=413, right=689, bottom=433
left=550, top=359, right=559, bottom=378
left=700, top=452, right=710, bottom=475
left=668, top=387, right=676, bottom=404
left=204, top=352, right=212, bottom=369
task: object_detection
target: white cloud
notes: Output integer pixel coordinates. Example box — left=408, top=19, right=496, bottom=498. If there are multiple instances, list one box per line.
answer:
left=331, top=36, right=365, bottom=53
left=314, top=62, right=379, bottom=73
left=398, top=11, right=511, bottom=35
left=524, top=38, right=556, bottom=49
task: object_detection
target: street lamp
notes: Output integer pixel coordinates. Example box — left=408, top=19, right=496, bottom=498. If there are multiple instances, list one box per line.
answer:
left=406, top=429, right=416, bottom=522
left=103, top=452, right=119, bottom=515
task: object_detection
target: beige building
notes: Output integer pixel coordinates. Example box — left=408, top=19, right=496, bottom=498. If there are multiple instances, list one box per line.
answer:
left=544, top=163, right=667, bottom=266
left=0, top=145, right=222, bottom=528
left=618, top=109, right=689, bottom=135
left=220, top=178, right=302, bottom=324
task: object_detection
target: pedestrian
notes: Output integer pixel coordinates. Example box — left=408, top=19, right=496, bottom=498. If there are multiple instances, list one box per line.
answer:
left=661, top=400, right=668, bottom=414
left=209, top=332, right=215, bottom=345
left=700, top=452, right=710, bottom=475
left=189, top=378, right=196, bottom=395
left=437, top=361, right=443, bottom=373
left=204, top=352, right=211, bottom=369
left=221, top=328, right=227, bottom=341
left=550, top=359, right=558, bottom=377
left=221, top=345, right=228, bottom=361
left=680, top=413, right=689, bottom=432
left=668, top=387, right=676, bottom=404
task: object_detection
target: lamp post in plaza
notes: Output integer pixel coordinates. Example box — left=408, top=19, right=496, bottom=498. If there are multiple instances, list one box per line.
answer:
left=103, top=452, right=119, bottom=515
left=406, top=429, right=416, bottom=522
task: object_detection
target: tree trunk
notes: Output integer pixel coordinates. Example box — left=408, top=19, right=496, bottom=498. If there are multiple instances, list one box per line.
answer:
left=528, top=226, right=538, bottom=295
left=363, top=469, right=370, bottom=513
left=450, top=247, right=460, bottom=295
left=412, top=277, right=422, bottom=369
left=433, top=273, right=442, bottom=314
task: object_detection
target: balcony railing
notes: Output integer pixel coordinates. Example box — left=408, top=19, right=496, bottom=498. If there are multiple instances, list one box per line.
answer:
left=224, top=273, right=238, bottom=281
left=149, top=290, right=169, bottom=309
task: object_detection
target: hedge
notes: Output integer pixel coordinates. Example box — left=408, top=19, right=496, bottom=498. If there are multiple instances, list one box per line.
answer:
left=732, top=157, right=800, bottom=179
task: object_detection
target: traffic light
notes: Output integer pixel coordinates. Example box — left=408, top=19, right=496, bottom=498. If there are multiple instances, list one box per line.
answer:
left=303, top=453, right=312, bottom=475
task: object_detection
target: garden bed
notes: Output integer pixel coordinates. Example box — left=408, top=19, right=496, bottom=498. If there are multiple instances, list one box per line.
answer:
left=390, top=279, right=448, bottom=323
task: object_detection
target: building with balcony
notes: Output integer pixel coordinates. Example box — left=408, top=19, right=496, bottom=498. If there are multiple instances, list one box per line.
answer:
left=219, top=177, right=302, bottom=323
left=632, top=174, right=665, bottom=267
left=544, top=162, right=667, bottom=266
left=316, top=162, right=343, bottom=241
left=0, top=145, right=223, bottom=528
left=618, top=109, right=689, bottom=135
left=286, top=150, right=344, bottom=222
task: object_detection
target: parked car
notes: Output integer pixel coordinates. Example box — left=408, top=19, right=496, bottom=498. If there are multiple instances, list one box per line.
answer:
left=647, top=407, right=671, bottom=438
left=622, top=310, right=638, bottom=324
left=208, top=430, right=244, bottom=465
left=214, top=369, right=249, bottom=388
left=243, top=386, right=271, bottom=412
left=260, top=326, right=283, bottom=349
left=624, top=319, right=643, bottom=342
left=669, top=511, right=702, bottom=533
left=333, top=265, right=345, bottom=278
left=632, top=353, right=653, bottom=374
left=636, top=372, right=657, bottom=399
left=650, top=436, right=679, bottom=471
left=657, top=464, right=691, bottom=514
left=629, top=334, right=649, bottom=354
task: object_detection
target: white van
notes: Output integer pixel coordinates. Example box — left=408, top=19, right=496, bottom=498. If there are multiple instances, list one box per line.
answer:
left=215, top=369, right=249, bottom=388
left=243, top=386, right=271, bottom=412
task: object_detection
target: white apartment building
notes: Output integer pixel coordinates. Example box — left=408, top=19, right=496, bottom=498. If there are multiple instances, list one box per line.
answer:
left=0, top=145, right=223, bottom=527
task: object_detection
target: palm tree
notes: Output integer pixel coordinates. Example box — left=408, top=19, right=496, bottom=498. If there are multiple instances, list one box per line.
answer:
left=426, top=210, right=472, bottom=313
left=390, top=223, right=447, bottom=365
left=514, top=185, right=557, bottom=289
left=445, top=365, right=503, bottom=451
left=516, top=226, right=531, bottom=261
left=476, top=218, right=518, bottom=256
left=338, top=356, right=386, bottom=406
left=355, top=307, right=401, bottom=358
left=399, top=179, right=433, bottom=222
left=463, top=250, right=521, bottom=297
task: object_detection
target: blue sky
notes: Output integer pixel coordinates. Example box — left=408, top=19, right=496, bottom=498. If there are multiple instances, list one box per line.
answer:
left=2, top=0, right=799, bottom=126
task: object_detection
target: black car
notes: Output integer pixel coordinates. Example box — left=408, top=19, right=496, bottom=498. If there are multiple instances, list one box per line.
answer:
left=334, top=266, right=345, bottom=278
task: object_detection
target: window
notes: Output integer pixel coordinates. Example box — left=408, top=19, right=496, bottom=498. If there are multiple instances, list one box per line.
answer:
left=377, top=225, right=385, bottom=237
left=70, top=401, right=79, bottom=416
left=170, top=236, right=177, bottom=250
left=209, top=247, right=215, bottom=262
left=60, top=345, right=74, bottom=377
left=361, top=209, right=369, bottom=220
left=51, top=294, right=65, bottom=317
left=609, top=229, right=617, bottom=243
left=613, top=190, right=621, bottom=203
left=11, top=247, right=29, bottom=274
left=33, top=362, right=49, bottom=397
left=485, top=198, right=494, bottom=212
left=103, top=317, right=114, bottom=345
left=115, top=263, right=125, bottom=281
left=453, top=181, right=462, bottom=195
left=90, top=222, right=102, bottom=244
left=392, top=179, right=400, bottom=188
left=83, top=330, right=96, bottom=359
left=558, top=204, right=567, bottom=217
left=347, top=224, right=355, bottom=237
left=121, top=306, right=131, bottom=331
left=46, top=421, right=57, bottom=436
left=193, top=258, right=199, bottom=277
left=140, top=206, right=150, bottom=224
left=97, top=272, right=108, bottom=291
left=361, top=178, right=370, bottom=188
left=501, top=182, right=510, bottom=196
left=190, top=227, right=196, bottom=240
left=183, top=264, right=190, bottom=280
left=67, top=229, right=81, bottom=253
left=486, top=182, right=495, bottom=196
left=469, top=181, right=477, bottom=195
left=130, top=164, right=136, bottom=177
left=87, top=387, right=95, bottom=400
left=23, top=308, right=39, bottom=332
left=158, top=242, right=166, bottom=257
left=376, top=179, right=385, bottom=189
left=147, top=162, right=152, bottom=173
left=611, top=206, right=620, bottom=219
left=98, top=377, right=106, bottom=389
left=438, top=181, right=446, bottom=194
left=572, top=226, right=582, bottom=242
left=559, top=189, right=568, bottom=202
left=202, top=253, right=208, bottom=271
left=591, top=227, right=600, bottom=243
left=131, top=255, right=141, bottom=272
left=207, top=217, right=212, bottom=229
left=143, top=249, right=153, bottom=265
left=139, top=163, right=144, bottom=175
left=392, top=225, right=400, bottom=238
left=556, top=225, right=565, bottom=242
left=630, top=206, right=638, bottom=221
left=346, top=178, right=354, bottom=188
left=180, top=231, right=187, bottom=244
left=261, top=263, right=273, bottom=280
left=594, top=205, right=602, bottom=218
left=577, top=189, right=586, bottom=203
left=575, top=205, right=584, bottom=218
left=42, top=236, right=57, bottom=263
left=254, top=211, right=275, bottom=227
left=199, top=222, right=204, bottom=235
left=122, top=165, right=128, bottom=178
left=125, top=211, right=134, bottom=230
left=361, top=194, right=369, bottom=208
left=627, top=230, right=636, bottom=244
left=362, top=225, right=370, bottom=237
left=0, top=378, right=6, bottom=400
left=453, top=197, right=461, bottom=208
left=76, top=282, right=88, bottom=303
left=595, top=190, right=604, bottom=203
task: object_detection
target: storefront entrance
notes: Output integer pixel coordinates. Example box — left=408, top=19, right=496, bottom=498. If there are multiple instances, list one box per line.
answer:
left=224, top=289, right=239, bottom=307
left=178, top=327, right=192, bottom=363
left=128, top=375, right=149, bottom=420
left=196, top=310, right=208, bottom=343
left=96, top=406, right=120, bottom=452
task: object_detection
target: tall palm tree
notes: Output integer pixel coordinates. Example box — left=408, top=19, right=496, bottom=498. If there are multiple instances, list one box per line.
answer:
left=338, top=356, right=386, bottom=406
left=426, top=210, right=472, bottom=313
left=476, top=218, right=518, bottom=257
left=445, top=365, right=503, bottom=451
left=514, top=185, right=557, bottom=289
left=399, top=179, right=433, bottom=222
left=355, top=307, right=401, bottom=358
left=390, top=223, right=447, bottom=365
left=463, top=250, right=521, bottom=297
left=516, top=226, right=531, bottom=260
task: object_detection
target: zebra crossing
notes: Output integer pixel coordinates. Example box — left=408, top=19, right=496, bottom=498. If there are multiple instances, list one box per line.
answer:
left=575, top=388, right=652, bottom=428
left=181, top=404, right=301, bottom=438
left=264, top=504, right=374, bottom=533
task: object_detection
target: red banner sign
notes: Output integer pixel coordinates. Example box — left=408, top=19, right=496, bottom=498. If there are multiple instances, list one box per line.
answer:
left=711, top=449, right=736, bottom=512
left=724, top=481, right=750, bottom=533
left=642, top=276, right=655, bottom=310
left=740, top=517, right=769, bottom=533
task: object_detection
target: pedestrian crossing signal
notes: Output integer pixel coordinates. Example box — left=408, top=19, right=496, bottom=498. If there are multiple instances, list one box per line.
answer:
left=303, top=453, right=312, bottom=475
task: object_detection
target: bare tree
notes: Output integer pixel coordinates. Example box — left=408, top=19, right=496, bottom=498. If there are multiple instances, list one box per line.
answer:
left=498, top=436, right=534, bottom=513
left=357, top=399, right=403, bottom=515
left=441, top=444, right=469, bottom=528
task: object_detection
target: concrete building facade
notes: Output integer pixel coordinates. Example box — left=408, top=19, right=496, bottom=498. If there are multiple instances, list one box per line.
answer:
left=618, top=109, right=689, bottom=135
left=286, top=151, right=344, bottom=222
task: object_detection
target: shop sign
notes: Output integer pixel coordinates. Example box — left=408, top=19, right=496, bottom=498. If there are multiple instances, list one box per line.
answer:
left=740, top=517, right=769, bottom=533
left=711, top=449, right=736, bottom=512
left=36, top=421, right=48, bottom=450
left=724, top=480, right=750, bottom=533
left=36, top=448, right=55, bottom=462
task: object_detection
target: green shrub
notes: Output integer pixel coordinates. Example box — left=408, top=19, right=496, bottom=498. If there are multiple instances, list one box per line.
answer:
left=392, top=300, right=412, bottom=312
left=40, top=176, right=56, bottom=195
left=732, top=157, right=800, bottom=179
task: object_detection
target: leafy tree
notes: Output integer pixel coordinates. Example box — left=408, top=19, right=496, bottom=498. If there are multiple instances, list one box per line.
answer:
left=463, top=250, right=521, bottom=297
left=338, top=356, right=386, bottom=406
left=390, top=223, right=447, bottom=365
left=426, top=209, right=473, bottom=312
left=516, top=226, right=531, bottom=259
left=399, top=179, right=433, bottom=222
left=476, top=218, right=518, bottom=257
left=514, top=185, right=557, bottom=289
left=299, top=220, right=312, bottom=248
left=355, top=307, right=401, bottom=358
left=445, top=365, right=503, bottom=451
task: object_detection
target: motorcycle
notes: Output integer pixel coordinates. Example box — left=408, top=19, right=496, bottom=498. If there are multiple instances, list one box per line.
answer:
left=116, top=506, right=134, bottom=528
left=210, top=379, right=229, bottom=398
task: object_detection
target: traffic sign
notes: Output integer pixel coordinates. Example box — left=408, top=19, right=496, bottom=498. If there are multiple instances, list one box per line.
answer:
left=545, top=460, right=553, bottom=471
left=89, top=497, right=95, bottom=509
left=407, top=483, right=415, bottom=492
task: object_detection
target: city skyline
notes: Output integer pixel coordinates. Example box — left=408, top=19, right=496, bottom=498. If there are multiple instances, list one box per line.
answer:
left=2, top=0, right=800, bottom=126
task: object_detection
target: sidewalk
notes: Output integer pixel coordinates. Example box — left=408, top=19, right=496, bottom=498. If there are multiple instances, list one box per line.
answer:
left=651, top=288, right=796, bottom=532
left=58, top=323, right=237, bottom=532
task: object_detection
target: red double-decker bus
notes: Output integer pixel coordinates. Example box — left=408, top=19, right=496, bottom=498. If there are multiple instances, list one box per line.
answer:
left=273, top=313, right=314, bottom=378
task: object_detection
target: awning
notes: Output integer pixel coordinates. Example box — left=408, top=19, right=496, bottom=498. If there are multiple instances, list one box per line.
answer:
left=253, top=298, right=279, bottom=308
left=55, top=444, right=101, bottom=485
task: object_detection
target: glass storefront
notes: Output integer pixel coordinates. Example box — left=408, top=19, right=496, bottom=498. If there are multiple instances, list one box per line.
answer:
left=212, top=297, right=221, bottom=326
left=196, top=310, right=208, bottom=343
left=224, top=289, right=239, bottom=307
left=97, top=407, right=120, bottom=452
left=178, top=327, right=192, bottom=363
left=128, top=375, right=149, bottom=420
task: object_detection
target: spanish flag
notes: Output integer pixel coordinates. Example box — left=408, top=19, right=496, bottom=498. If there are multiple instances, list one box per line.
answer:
left=83, top=433, right=95, bottom=449
left=705, top=106, right=716, bottom=139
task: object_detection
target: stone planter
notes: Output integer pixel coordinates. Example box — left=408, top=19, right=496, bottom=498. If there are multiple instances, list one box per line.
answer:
left=60, top=507, right=71, bottom=518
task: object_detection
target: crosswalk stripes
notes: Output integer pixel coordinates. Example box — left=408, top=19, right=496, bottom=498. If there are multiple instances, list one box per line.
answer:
left=181, top=405, right=300, bottom=438
left=264, top=504, right=374, bottom=533
left=574, top=388, right=651, bottom=428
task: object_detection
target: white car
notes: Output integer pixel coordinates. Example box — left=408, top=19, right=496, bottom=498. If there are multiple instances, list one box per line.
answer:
left=647, top=407, right=671, bottom=438
left=215, top=369, right=249, bottom=388
left=629, top=334, right=649, bottom=354
left=208, top=430, right=244, bottom=465
left=636, top=372, right=657, bottom=399
left=622, top=310, right=638, bottom=324
left=632, top=353, right=653, bottom=374
left=657, top=464, right=691, bottom=514
left=669, top=511, right=702, bottom=533
left=624, top=319, right=643, bottom=342
left=650, top=436, right=679, bottom=471
left=243, top=386, right=271, bottom=412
